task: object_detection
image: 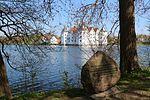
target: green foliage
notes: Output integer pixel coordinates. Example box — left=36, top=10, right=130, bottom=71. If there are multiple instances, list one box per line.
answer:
left=62, top=71, right=74, bottom=90
left=137, top=42, right=150, bottom=45
left=10, top=88, right=84, bottom=100
left=12, top=92, right=46, bottom=100
left=0, top=96, right=9, bottom=100
left=40, top=42, right=49, bottom=45
left=121, top=68, right=150, bottom=79
left=0, top=34, right=43, bottom=45
left=118, top=68, right=150, bottom=91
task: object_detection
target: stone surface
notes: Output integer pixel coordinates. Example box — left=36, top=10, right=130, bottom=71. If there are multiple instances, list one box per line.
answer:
left=90, top=86, right=121, bottom=99
left=81, top=51, right=120, bottom=94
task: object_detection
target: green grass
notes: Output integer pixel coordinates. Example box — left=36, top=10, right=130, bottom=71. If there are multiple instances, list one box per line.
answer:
left=118, top=68, right=150, bottom=91
left=1, top=68, right=150, bottom=100
left=9, top=88, right=85, bottom=100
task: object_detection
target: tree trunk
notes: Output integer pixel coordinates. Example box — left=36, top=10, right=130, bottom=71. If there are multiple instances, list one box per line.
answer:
left=119, top=0, right=140, bottom=73
left=0, top=51, right=12, bottom=99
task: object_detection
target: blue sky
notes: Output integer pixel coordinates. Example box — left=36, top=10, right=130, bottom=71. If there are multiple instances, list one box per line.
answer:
left=0, top=0, right=149, bottom=36
left=50, top=0, right=150, bottom=36
left=135, top=14, right=150, bottom=35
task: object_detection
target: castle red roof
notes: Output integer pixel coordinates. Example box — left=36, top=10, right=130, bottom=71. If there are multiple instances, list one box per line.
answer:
left=88, top=27, right=92, bottom=32
left=72, top=26, right=77, bottom=33
left=94, top=28, right=98, bottom=32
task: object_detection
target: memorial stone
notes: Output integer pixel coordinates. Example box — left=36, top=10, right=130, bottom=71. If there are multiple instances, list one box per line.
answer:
left=81, top=51, right=120, bottom=94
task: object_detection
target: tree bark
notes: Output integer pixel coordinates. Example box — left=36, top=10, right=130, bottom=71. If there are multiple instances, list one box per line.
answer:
left=0, top=51, right=12, bottom=99
left=119, top=0, right=140, bottom=73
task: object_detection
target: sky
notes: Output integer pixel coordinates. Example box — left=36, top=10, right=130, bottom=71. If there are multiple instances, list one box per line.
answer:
left=135, top=14, right=150, bottom=35
left=50, top=0, right=150, bottom=36
left=0, top=0, right=150, bottom=36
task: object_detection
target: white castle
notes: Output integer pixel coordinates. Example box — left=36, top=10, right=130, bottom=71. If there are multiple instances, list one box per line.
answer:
left=61, top=24, right=108, bottom=46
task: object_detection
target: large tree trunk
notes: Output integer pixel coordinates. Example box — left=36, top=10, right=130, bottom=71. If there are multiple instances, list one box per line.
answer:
left=119, top=0, right=140, bottom=73
left=0, top=51, right=12, bottom=99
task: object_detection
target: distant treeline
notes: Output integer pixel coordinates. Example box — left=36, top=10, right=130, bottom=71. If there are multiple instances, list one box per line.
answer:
left=0, top=33, right=61, bottom=45
left=0, top=34, right=149, bottom=45
left=108, top=34, right=150, bottom=45
left=0, top=34, right=42, bottom=45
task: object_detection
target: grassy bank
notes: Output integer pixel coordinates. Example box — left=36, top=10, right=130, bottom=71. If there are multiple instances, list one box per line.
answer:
left=137, top=42, right=150, bottom=46
left=1, top=68, right=150, bottom=100
left=118, top=68, right=150, bottom=91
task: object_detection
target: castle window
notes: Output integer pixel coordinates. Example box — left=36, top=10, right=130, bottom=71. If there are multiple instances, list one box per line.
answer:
left=67, top=38, right=70, bottom=42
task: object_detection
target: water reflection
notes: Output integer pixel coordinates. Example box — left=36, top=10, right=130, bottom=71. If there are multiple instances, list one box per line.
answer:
left=3, top=45, right=150, bottom=93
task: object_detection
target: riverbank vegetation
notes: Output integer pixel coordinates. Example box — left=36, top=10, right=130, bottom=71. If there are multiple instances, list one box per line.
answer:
left=137, top=42, right=150, bottom=46
left=0, top=35, right=41, bottom=45
left=0, top=68, right=149, bottom=100
left=108, top=35, right=150, bottom=45
left=1, top=35, right=149, bottom=45
left=0, top=34, right=61, bottom=45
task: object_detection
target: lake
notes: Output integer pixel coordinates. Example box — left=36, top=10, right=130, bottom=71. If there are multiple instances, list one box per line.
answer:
left=3, top=45, right=150, bottom=94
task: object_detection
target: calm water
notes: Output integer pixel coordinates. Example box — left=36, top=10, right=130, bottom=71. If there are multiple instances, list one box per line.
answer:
left=3, top=45, right=150, bottom=92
